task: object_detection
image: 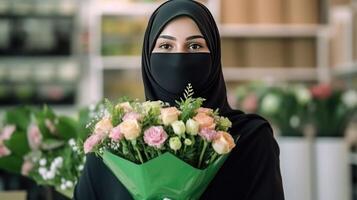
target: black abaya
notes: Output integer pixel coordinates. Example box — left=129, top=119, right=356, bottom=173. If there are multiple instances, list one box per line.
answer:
left=74, top=0, right=285, bottom=199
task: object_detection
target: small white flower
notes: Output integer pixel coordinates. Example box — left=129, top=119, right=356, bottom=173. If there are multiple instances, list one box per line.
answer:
left=46, top=171, right=55, bottom=180
left=39, top=159, right=47, bottom=166
left=38, top=167, right=47, bottom=176
left=289, top=115, right=300, bottom=128
left=65, top=181, right=73, bottom=188
left=68, top=138, right=76, bottom=146
left=60, top=184, right=67, bottom=190
left=184, top=138, right=192, bottom=146
left=78, top=165, right=84, bottom=171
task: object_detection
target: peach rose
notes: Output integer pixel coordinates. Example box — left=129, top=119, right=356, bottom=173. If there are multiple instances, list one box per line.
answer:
left=115, top=102, right=133, bottom=113
left=193, top=112, right=216, bottom=130
left=196, top=107, right=213, bottom=115
left=212, top=131, right=236, bottom=154
left=94, top=117, right=113, bottom=136
left=119, top=119, right=141, bottom=140
left=160, top=107, right=181, bottom=126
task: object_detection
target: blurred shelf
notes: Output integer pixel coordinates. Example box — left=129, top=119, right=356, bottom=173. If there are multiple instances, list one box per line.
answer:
left=0, top=105, right=77, bottom=116
left=0, top=14, right=74, bottom=19
left=219, top=24, right=326, bottom=38
left=222, top=67, right=318, bottom=81
left=333, top=62, right=357, bottom=77
left=0, top=56, right=78, bottom=63
left=101, top=55, right=141, bottom=70
left=95, top=1, right=162, bottom=16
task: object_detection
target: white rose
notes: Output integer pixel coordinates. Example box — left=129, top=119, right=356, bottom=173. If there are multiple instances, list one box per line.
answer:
left=169, top=137, right=182, bottom=151
left=171, top=120, right=186, bottom=136
left=185, top=119, right=199, bottom=135
left=342, top=90, right=357, bottom=108
left=119, top=119, right=141, bottom=140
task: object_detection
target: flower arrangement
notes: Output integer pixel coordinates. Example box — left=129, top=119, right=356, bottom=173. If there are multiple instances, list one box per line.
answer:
left=309, top=83, right=357, bottom=137
left=0, top=106, right=87, bottom=199
left=83, top=84, right=237, bottom=199
left=235, top=82, right=357, bottom=137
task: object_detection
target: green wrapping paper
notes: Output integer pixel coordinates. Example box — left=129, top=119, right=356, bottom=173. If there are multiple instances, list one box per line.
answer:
left=102, top=150, right=230, bottom=200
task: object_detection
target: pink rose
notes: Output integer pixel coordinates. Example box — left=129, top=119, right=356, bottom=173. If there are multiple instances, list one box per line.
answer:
left=109, top=126, right=124, bottom=142
left=123, top=112, right=142, bottom=121
left=242, top=93, right=258, bottom=113
left=144, top=126, right=168, bottom=148
left=0, top=141, right=11, bottom=157
left=198, top=127, right=218, bottom=142
left=21, top=160, right=33, bottom=176
left=27, top=124, right=43, bottom=150
left=310, top=84, right=332, bottom=100
left=0, top=125, right=16, bottom=141
left=83, top=134, right=103, bottom=154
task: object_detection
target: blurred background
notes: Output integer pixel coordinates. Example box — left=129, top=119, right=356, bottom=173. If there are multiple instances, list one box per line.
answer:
left=0, top=0, right=356, bottom=199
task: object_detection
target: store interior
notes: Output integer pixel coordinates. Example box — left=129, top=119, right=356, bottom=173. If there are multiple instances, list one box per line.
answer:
left=0, top=0, right=356, bottom=199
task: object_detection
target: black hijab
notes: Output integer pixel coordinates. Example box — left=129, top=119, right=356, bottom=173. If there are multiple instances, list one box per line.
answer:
left=141, top=0, right=270, bottom=136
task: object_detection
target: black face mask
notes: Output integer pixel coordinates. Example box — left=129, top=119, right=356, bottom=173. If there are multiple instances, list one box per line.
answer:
left=149, top=52, right=212, bottom=95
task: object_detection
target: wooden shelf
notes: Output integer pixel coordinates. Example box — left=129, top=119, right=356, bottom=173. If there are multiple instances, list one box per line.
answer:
left=94, top=1, right=164, bottom=16
left=101, top=55, right=141, bottom=70
left=219, top=24, right=325, bottom=38
left=223, top=67, right=318, bottom=81
left=333, top=62, right=357, bottom=77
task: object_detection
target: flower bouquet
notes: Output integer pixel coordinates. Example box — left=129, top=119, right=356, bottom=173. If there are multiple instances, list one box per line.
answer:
left=83, top=84, right=238, bottom=200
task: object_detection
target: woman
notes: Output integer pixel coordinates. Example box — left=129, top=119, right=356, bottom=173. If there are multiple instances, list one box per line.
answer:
left=74, top=0, right=285, bottom=199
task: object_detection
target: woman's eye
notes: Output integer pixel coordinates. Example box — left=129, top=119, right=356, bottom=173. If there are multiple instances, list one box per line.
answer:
left=159, top=43, right=172, bottom=50
left=188, top=43, right=203, bottom=51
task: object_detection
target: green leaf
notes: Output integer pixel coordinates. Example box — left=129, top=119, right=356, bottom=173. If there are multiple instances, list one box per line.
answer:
left=56, top=116, right=78, bottom=140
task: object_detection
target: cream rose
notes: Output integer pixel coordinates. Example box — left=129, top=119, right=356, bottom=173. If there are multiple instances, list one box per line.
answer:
left=212, top=131, right=236, bottom=154
left=115, top=102, right=133, bottom=113
left=160, top=107, right=181, bottom=126
left=142, top=100, right=162, bottom=113
left=119, top=119, right=141, bottom=140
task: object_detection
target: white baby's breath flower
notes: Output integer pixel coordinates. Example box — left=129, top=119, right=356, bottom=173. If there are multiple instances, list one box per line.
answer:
left=39, top=158, right=47, bottom=166
left=60, top=184, right=67, bottom=190
left=65, top=180, right=73, bottom=188
left=38, top=167, right=46, bottom=176
left=68, top=138, right=76, bottom=146
left=78, top=165, right=84, bottom=171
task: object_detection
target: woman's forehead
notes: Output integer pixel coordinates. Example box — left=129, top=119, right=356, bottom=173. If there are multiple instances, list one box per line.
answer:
left=157, top=16, right=204, bottom=39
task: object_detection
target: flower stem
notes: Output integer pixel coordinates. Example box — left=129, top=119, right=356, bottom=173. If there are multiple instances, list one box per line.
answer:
left=131, top=140, right=143, bottom=164
left=198, top=141, right=208, bottom=168
left=208, top=152, right=218, bottom=164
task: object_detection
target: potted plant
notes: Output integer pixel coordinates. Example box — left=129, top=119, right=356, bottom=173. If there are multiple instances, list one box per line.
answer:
left=309, top=83, right=356, bottom=200
left=258, top=84, right=312, bottom=200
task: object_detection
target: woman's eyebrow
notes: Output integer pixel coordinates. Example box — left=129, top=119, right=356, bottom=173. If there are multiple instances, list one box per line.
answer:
left=186, top=35, right=204, bottom=41
left=157, top=35, right=204, bottom=41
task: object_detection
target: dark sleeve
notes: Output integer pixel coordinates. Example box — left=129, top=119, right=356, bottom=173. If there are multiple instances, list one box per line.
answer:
left=201, top=123, right=285, bottom=200
left=73, top=153, right=133, bottom=200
